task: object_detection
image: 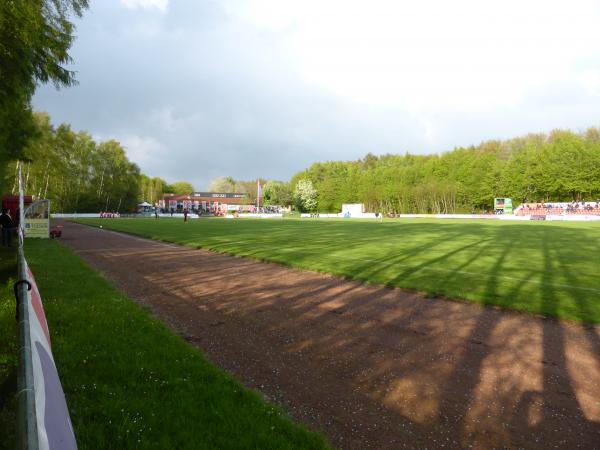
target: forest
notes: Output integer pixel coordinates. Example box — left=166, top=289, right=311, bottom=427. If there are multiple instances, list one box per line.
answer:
left=4, top=113, right=600, bottom=214
left=1, top=112, right=208, bottom=213
left=289, top=128, right=600, bottom=213
left=4, top=112, right=142, bottom=212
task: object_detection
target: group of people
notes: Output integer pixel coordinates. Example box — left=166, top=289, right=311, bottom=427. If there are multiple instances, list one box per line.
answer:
left=522, top=201, right=600, bottom=210
left=99, top=211, right=121, bottom=218
left=518, top=201, right=600, bottom=215
left=154, top=208, right=191, bottom=221
left=565, top=201, right=600, bottom=213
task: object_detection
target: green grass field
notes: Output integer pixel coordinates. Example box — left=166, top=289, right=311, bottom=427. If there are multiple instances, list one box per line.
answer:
left=0, top=245, right=17, bottom=450
left=75, top=217, right=600, bottom=324
left=0, top=240, right=329, bottom=449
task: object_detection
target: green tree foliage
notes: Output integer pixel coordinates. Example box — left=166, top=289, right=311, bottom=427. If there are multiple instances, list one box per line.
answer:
left=0, top=0, right=89, bottom=191
left=167, top=181, right=194, bottom=195
left=208, top=177, right=267, bottom=204
left=291, top=128, right=600, bottom=213
left=139, top=175, right=167, bottom=205
left=208, top=176, right=235, bottom=192
left=263, top=180, right=293, bottom=206
left=5, top=112, right=141, bottom=212
left=293, top=179, right=317, bottom=212
left=235, top=180, right=255, bottom=204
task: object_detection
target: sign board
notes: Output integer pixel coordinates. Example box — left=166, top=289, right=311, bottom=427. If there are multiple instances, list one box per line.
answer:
left=493, top=198, right=513, bottom=215
left=25, top=200, right=50, bottom=238
left=341, top=203, right=364, bottom=217
left=192, top=192, right=247, bottom=199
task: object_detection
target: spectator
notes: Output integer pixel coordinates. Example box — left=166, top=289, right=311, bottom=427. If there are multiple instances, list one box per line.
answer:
left=0, top=208, right=14, bottom=247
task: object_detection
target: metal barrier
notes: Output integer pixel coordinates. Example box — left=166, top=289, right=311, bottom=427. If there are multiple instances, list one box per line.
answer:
left=16, top=244, right=38, bottom=450
left=15, top=163, right=77, bottom=449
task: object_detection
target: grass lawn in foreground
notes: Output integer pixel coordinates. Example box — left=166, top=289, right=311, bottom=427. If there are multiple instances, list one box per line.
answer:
left=0, top=245, right=17, bottom=450
left=22, top=240, right=330, bottom=449
left=75, top=217, right=600, bottom=324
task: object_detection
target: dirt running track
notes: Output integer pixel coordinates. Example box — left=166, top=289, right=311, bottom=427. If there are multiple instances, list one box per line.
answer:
left=58, top=221, right=599, bottom=449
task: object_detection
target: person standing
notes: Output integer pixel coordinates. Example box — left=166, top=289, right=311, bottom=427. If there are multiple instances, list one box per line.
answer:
left=0, top=208, right=14, bottom=247
left=183, top=208, right=188, bottom=222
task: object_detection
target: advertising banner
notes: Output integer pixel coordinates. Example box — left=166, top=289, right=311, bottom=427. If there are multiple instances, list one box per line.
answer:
left=25, top=200, right=50, bottom=238
left=494, top=198, right=513, bottom=214
left=25, top=219, right=50, bottom=238
left=25, top=261, right=77, bottom=449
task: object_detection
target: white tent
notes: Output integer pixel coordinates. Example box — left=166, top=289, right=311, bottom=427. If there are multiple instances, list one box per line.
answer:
left=138, top=201, right=152, bottom=207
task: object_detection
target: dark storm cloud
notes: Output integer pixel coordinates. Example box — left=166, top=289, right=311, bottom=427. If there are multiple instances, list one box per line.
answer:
left=32, top=0, right=428, bottom=188
left=33, top=0, right=600, bottom=189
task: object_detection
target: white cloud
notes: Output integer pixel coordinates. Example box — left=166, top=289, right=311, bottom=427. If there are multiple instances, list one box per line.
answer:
left=120, top=0, right=169, bottom=12
left=32, top=0, right=600, bottom=188
left=229, top=0, right=600, bottom=111
left=117, top=134, right=166, bottom=172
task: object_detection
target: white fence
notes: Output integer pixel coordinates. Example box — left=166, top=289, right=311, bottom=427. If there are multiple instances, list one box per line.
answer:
left=225, top=213, right=283, bottom=219
left=52, top=213, right=100, bottom=218
left=301, top=213, right=600, bottom=222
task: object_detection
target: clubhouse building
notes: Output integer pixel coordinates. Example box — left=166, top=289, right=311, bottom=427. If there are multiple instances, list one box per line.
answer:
left=158, top=192, right=251, bottom=214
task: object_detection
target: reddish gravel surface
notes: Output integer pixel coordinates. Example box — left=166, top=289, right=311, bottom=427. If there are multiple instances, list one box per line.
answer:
left=58, top=221, right=600, bottom=449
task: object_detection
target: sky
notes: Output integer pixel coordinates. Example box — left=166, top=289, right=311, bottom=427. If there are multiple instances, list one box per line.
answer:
left=33, top=0, right=600, bottom=190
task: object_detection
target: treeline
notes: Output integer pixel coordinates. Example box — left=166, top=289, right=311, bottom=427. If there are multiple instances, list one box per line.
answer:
left=209, top=177, right=297, bottom=207
left=4, top=113, right=201, bottom=212
left=6, top=113, right=141, bottom=212
left=209, top=176, right=271, bottom=204
left=290, top=129, right=600, bottom=213
left=14, top=118, right=600, bottom=214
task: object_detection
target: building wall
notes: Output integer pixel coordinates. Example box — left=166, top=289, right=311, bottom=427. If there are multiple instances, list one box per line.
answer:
left=160, top=192, right=250, bottom=212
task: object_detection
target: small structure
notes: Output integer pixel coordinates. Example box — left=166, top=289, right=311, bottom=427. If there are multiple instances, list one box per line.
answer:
left=341, top=203, right=365, bottom=218
left=24, top=199, right=50, bottom=238
left=137, top=201, right=154, bottom=213
left=494, top=198, right=513, bottom=215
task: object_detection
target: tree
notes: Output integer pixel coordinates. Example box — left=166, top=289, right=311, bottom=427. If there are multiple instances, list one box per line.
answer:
left=287, top=127, right=600, bottom=213
left=4, top=112, right=143, bottom=212
left=294, top=179, right=317, bottom=212
left=209, top=176, right=234, bottom=192
left=169, top=181, right=194, bottom=195
left=224, top=176, right=236, bottom=191
left=263, top=181, right=293, bottom=206
left=140, top=175, right=167, bottom=204
left=0, top=0, right=89, bottom=191
left=93, top=140, right=141, bottom=212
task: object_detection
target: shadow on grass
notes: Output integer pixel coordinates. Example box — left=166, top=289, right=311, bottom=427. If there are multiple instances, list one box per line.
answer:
left=72, top=218, right=600, bottom=323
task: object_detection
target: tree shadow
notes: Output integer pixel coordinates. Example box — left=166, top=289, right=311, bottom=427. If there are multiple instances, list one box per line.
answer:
left=58, top=220, right=600, bottom=449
